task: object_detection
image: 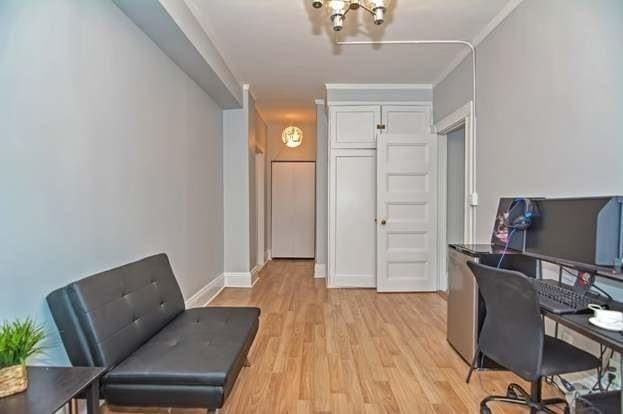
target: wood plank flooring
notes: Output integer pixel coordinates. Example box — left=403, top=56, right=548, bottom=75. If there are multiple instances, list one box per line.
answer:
left=106, top=259, right=561, bottom=413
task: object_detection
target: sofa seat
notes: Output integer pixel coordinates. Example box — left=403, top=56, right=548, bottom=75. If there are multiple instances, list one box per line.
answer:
left=105, top=307, right=260, bottom=388
left=101, top=306, right=260, bottom=408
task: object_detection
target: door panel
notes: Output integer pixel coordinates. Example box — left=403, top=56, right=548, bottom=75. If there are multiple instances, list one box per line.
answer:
left=271, top=162, right=315, bottom=258
left=383, top=105, right=431, bottom=135
left=377, top=133, right=438, bottom=292
left=330, top=105, right=381, bottom=148
left=330, top=150, right=376, bottom=287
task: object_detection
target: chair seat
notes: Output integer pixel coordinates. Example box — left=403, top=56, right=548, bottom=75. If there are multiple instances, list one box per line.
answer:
left=104, top=307, right=260, bottom=388
left=539, top=335, right=600, bottom=377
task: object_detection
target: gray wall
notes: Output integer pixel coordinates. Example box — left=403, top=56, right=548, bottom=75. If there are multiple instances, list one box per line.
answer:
left=247, top=94, right=257, bottom=270
left=315, top=103, right=329, bottom=268
left=223, top=88, right=263, bottom=274
left=434, top=0, right=623, bottom=244
left=223, top=90, right=251, bottom=273
left=0, top=0, right=224, bottom=364
left=446, top=127, right=466, bottom=244
left=254, top=111, right=269, bottom=265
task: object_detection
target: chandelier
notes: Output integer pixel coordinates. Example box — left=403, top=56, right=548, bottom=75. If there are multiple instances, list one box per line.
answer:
left=282, top=126, right=303, bottom=148
left=311, top=0, right=391, bottom=32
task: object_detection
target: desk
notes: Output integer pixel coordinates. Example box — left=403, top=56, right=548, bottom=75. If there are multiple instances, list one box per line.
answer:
left=546, top=312, right=623, bottom=413
left=450, top=244, right=623, bottom=413
left=0, top=366, right=104, bottom=414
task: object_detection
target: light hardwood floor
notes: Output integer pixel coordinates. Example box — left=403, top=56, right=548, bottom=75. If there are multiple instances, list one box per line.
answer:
left=107, top=259, right=561, bottom=414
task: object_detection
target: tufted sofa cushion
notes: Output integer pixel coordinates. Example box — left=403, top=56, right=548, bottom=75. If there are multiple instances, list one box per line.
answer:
left=54, top=254, right=185, bottom=369
left=104, top=307, right=260, bottom=390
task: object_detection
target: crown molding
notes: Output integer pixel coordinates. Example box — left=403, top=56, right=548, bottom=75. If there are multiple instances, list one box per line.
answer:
left=315, top=98, right=325, bottom=105
left=433, top=0, right=525, bottom=87
left=325, top=83, right=433, bottom=90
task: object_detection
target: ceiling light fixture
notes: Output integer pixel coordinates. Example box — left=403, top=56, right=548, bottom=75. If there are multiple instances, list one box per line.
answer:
left=311, top=0, right=391, bottom=32
left=282, top=126, right=303, bottom=148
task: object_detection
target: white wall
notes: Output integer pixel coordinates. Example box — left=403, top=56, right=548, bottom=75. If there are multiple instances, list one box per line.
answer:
left=315, top=103, right=329, bottom=271
left=434, top=0, right=623, bottom=245
left=266, top=122, right=317, bottom=254
left=0, top=0, right=224, bottom=364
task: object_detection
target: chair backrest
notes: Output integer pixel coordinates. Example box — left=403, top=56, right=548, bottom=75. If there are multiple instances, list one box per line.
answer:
left=47, top=254, right=185, bottom=370
left=467, top=261, right=544, bottom=381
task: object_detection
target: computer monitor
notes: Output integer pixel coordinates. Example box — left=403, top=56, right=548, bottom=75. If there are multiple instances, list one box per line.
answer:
left=525, top=197, right=623, bottom=267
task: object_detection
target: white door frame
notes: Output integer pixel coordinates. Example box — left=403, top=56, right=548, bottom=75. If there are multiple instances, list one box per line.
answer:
left=434, top=101, right=477, bottom=291
left=255, top=151, right=265, bottom=267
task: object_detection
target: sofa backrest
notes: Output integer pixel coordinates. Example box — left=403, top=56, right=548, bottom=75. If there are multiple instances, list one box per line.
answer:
left=47, top=254, right=185, bottom=369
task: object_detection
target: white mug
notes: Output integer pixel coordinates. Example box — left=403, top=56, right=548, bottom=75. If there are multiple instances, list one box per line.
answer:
left=588, top=304, right=623, bottom=325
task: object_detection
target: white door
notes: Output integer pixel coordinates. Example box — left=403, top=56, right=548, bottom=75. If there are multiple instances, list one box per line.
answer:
left=382, top=105, right=432, bottom=135
left=329, top=149, right=377, bottom=287
left=255, top=152, right=265, bottom=266
left=376, top=132, right=438, bottom=292
left=330, top=105, right=381, bottom=149
left=271, top=162, right=315, bottom=258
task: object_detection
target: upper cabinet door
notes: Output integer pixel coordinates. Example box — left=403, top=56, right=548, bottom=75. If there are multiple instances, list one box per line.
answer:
left=382, top=105, right=432, bottom=135
left=330, top=105, right=381, bottom=149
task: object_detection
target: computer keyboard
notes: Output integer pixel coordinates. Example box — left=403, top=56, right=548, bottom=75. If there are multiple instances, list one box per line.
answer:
left=533, top=279, right=606, bottom=314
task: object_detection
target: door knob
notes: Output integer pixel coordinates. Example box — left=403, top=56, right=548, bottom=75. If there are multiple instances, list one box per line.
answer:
left=380, top=219, right=387, bottom=225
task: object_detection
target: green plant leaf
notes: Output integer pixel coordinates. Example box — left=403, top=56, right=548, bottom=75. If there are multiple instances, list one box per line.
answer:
left=0, top=318, right=46, bottom=368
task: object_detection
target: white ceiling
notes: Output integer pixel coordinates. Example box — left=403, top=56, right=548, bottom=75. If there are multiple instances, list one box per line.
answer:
left=186, top=0, right=514, bottom=123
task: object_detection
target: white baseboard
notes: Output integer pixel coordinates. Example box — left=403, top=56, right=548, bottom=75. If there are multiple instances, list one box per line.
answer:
left=314, top=263, right=327, bottom=278
left=225, top=272, right=253, bottom=288
left=331, top=274, right=376, bottom=288
left=251, top=262, right=265, bottom=276
left=251, top=261, right=266, bottom=285
left=185, top=273, right=225, bottom=308
left=266, top=249, right=272, bottom=261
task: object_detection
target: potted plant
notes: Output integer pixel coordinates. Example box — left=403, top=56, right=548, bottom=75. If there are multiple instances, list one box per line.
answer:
left=0, top=318, right=45, bottom=398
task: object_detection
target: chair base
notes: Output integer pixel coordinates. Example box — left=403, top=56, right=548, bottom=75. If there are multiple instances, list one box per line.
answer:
left=480, top=382, right=568, bottom=414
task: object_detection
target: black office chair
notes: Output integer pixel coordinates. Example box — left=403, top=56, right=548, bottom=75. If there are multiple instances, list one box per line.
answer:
left=466, top=262, right=600, bottom=414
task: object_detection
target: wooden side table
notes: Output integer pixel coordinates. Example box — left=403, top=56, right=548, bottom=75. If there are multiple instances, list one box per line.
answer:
left=0, top=366, right=105, bottom=414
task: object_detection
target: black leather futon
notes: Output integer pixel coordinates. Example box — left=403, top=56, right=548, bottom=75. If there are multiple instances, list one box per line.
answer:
left=47, top=253, right=259, bottom=411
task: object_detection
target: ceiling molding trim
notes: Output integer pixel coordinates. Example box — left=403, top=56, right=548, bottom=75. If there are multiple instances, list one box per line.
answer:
left=325, top=83, right=433, bottom=90
left=315, top=99, right=326, bottom=105
left=432, top=0, right=525, bottom=87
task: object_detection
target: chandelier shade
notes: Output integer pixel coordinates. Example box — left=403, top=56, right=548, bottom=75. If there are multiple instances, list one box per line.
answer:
left=282, top=126, right=303, bottom=148
left=311, top=0, right=391, bottom=31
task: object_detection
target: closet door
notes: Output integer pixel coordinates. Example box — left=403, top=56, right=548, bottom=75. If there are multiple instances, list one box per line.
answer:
left=330, top=105, right=381, bottom=149
left=383, top=105, right=432, bottom=135
left=329, top=149, right=377, bottom=287
left=271, top=162, right=316, bottom=258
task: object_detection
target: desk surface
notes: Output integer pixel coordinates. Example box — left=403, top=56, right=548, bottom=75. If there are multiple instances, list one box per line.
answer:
left=0, top=366, right=104, bottom=414
left=547, top=313, right=623, bottom=354
left=450, top=243, right=523, bottom=256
